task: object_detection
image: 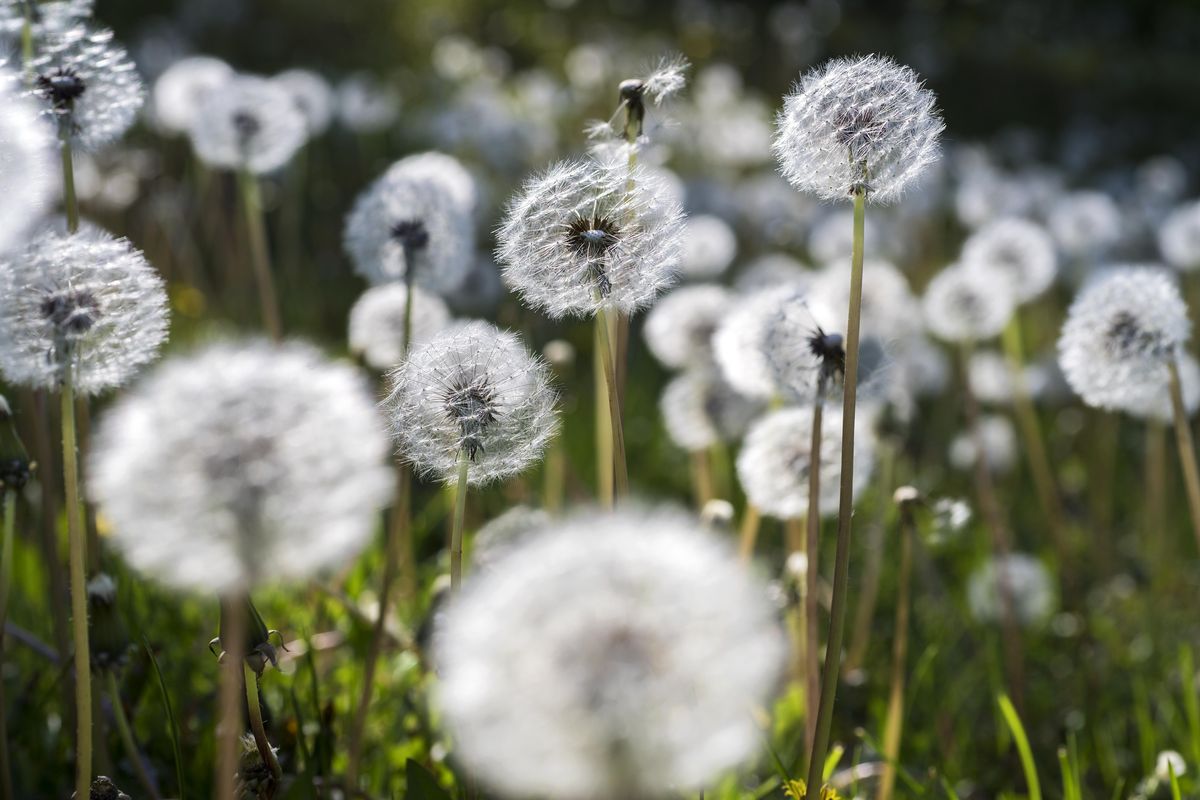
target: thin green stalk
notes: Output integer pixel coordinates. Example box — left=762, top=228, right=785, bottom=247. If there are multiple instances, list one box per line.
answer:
left=237, top=170, right=283, bottom=341
left=804, top=187, right=866, bottom=792
left=594, top=319, right=614, bottom=506
left=20, top=2, right=33, bottom=75
left=595, top=305, right=629, bottom=501
left=215, top=597, right=245, bottom=800
left=0, top=490, right=14, bottom=800
left=803, top=384, right=825, bottom=761
left=61, top=131, right=79, bottom=235
left=244, top=663, right=282, bottom=791
left=62, top=361, right=93, bottom=800
left=877, top=500, right=915, bottom=800
left=997, top=694, right=1041, bottom=800
left=737, top=504, right=762, bottom=561
left=105, top=670, right=161, bottom=800
left=450, top=449, right=470, bottom=592
left=1168, top=358, right=1200, bottom=553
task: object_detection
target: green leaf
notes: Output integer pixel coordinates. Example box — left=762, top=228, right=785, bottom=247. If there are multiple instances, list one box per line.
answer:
left=405, top=758, right=452, bottom=800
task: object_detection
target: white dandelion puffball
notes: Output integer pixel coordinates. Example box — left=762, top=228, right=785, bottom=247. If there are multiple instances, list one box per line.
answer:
left=0, top=67, right=55, bottom=256
left=733, top=252, right=813, bottom=293
left=343, top=154, right=476, bottom=293
left=336, top=72, right=401, bottom=133
left=496, top=158, right=684, bottom=319
left=967, top=553, right=1055, bottom=628
left=1159, top=200, right=1200, bottom=273
left=88, top=340, right=393, bottom=593
left=348, top=283, right=452, bottom=371
left=660, top=368, right=763, bottom=452
left=643, top=284, right=731, bottom=369
left=923, top=263, right=1015, bottom=343
left=384, top=150, right=479, bottom=218
left=273, top=68, right=335, bottom=136
left=760, top=290, right=843, bottom=402
left=1057, top=266, right=1190, bottom=412
left=962, top=217, right=1058, bottom=303
left=151, top=55, right=233, bottom=134
left=713, top=285, right=803, bottom=399
left=188, top=74, right=307, bottom=174
left=435, top=507, right=785, bottom=800
left=773, top=55, right=943, bottom=203
left=471, top=505, right=551, bottom=574
left=811, top=258, right=921, bottom=340
left=679, top=214, right=737, bottom=279
left=1155, top=751, right=1188, bottom=782
left=949, top=414, right=1017, bottom=474
left=29, top=24, right=145, bottom=151
left=0, top=226, right=168, bottom=394
left=1048, top=190, right=1122, bottom=259
left=967, top=350, right=1015, bottom=405
left=737, top=406, right=875, bottom=519
left=384, top=321, right=558, bottom=486
left=1127, top=353, right=1200, bottom=423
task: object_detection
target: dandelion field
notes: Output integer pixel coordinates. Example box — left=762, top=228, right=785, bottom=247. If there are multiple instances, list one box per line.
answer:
left=3, top=1, right=1200, bottom=799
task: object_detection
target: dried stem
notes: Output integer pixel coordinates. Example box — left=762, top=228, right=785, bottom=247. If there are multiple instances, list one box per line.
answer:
left=215, top=598, right=245, bottom=800
left=1168, top=358, right=1200, bottom=553
left=596, top=305, right=630, bottom=501
left=237, top=170, right=283, bottom=342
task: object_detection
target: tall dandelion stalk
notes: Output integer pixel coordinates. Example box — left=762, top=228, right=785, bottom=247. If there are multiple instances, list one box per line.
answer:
left=772, top=55, right=942, bottom=790
left=1167, top=359, right=1200, bottom=548
left=877, top=487, right=919, bottom=800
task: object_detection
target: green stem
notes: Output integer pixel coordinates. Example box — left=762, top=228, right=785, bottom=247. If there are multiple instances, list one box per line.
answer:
left=61, top=128, right=79, bottom=235
left=0, top=490, right=14, bottom=800
left=594, top=315, right=615, bottom=506
left=595, top=306, right=629, bottom=501
left=20, top=2, right=33, bottom=76
left=450, top=449, right=470, bottom=592
left=244, top=663, right=282, bottom=789
left=1168, top=358, right=1200, bottom=554
left=215, top=597, right=245, bottom=800
left=105, top=670, right=162, bottom=800
left=237, top=170, right=283, bottom=341
left=877, top=501, right=915, bottom=800
left=803, top=384, right=824, bottom=761
left=804, top=187, right=865, bottom=792
left=62, top=363, right=93, bottom=800
left=737, top=504, right=761, bottom=561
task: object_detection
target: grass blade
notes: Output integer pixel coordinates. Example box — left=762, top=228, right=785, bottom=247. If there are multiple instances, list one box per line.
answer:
left=143, top=636, right=185, bottom=800
left=997, top=693, right=1040, bottom=800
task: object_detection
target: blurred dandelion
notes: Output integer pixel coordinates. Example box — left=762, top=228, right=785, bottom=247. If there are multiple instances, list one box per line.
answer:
left=150, top=55, right=233, bottom=135
left=274, top=68, right=334, bottom=137
left=643, top=284, right=731, bottom=369
left=188, top=73, right=307, bottom=174
left=0, top=65, right=55, bottom=256
left=471, top=505, right=551, bottom=574
left=949, top=414, right=1018, bottom=474
left=967, top=554, right=1055, bottom=628
left=1158, top=200, right=1200, bottom=273
left=659, top=367, right=762, bottom=453
left=1048, top=190, right=1122, bottom=262
left=678, top=214, right=737, bottom=280
left=961, top=217, right=1057, bottom=304
left=923, top=263, right=1015, bottom=344
left=348, top=283, right=452, bottom=371
left=336, top=72, right=400, bottom=133
left=435, top=507, right=785, bottom=800
left=811, top=259, right=920, bottom=340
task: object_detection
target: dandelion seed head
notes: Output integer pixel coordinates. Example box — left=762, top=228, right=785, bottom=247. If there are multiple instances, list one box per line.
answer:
left=1158, top=200, right=1200, bottom=273
left=151, top=55, right=233, bottom=134
left=1057, top=266, right=1190, bottom=412
left=0, top=66, right=55, bottom=256
left=949, top=414, right=1017, bottom=474
left=679, top=214, right=737, bottom=280
left=88, top=340, right=393, bottom=594
left=962, top=217, right=1057, bottom=303
left=274, top=68, right=335, bottom=136
left=640, top=53, right=690, bottom=105
left=660, top=368, right=763, bottom=452
left=967, top=553, right=1056, bottom=628
left=344, top=153, right=476, bottom=293
left=643, top=284, right=731, bottom=369
left=497, top=158, right=684, bottom=318
left=773, top=55, right=943, bottom=203
left=922, top=263, right=1015, bottom=343
left=812, top=258, right=920, bottom=339
left=737, top=406, right=875, bottom=519
left=28, top=23, right=144, bottom=151
left=713, top=285, right=805, bottom=399
left=188, top=73, right=307, bottom=173
left=336, top=72, right=401, bottom=133
left=348, top=283, right=452, bottom=371
left=0, top=226, right=168, bottom=394
left=383, top=321, right=558, bottom=485
left=1048, top=190, right=1122, bottom=259
left=733, top=253, right=813, bottom=293
left=1155, top=751, right=1187, bottom=781
left=968, top=350, right=1015, bottom=405
left=435, top=506, right=785, bottom=800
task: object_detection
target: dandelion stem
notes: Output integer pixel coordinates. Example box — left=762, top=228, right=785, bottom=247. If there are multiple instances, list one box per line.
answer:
left=244, top=663, right=282, bottom=789
left=450, top=448, right=470, bottom=592
left=594, top=319, right=614, bottom=506
left=0, top=489, right=15, bottom=800
left=61, top=358, right=94, bottom=800
left=804, top=186, right=866, bottom=792
left=1168, top=358, right=1200, bottom=553
left=1145, top=420, right=1168, bottom=572
left=60, top=128, right=80, bottom=235
left=215, top=597, right=245, bottom=800
left=691, top=450, right=714, bottom=510
left=105, top=669, right=162, bottom=800
left=877, top=497, right=915, bottom=800
left=737, top=504, right=762, bottom=561
left=803, top=382, right=825, bottom=760
left=237, top=169, right=283, bottom=342
left=19, top=2, right=33, bottom=76
left=596, top=305, right=630, bottom=501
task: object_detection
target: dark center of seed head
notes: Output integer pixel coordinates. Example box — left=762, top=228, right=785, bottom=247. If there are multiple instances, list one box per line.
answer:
left=1107, top=310, right=1165, bottom=358
left=445, top=381, right=498, bottom=462
left=41, top=288, right=100, bottom=335
left=808, top=327, right=846, bottom=384
left=391, top=219, right=430, bottom=251
left=232, top=110, right=261, bottom=145
left=37, top=67, right=86, bottom=110
left=567, top=216, right=621, bottom=297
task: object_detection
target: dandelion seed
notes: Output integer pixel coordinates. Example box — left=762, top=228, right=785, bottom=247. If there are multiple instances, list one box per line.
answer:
left=949, top=414, right=1017, bottom=474
left=922, top=263, right=1015, bottom=343
left=930, top=497, right=972, bottom=542
left=188, top=73, right=307, bottom=174
left=961, top=217, right=1058, bottom=303
left=0, top=225, right=168, bottom=394
left=1158, top=200, right=1200, bottom=273
left=28, top=23, right=144, bottom=151
left=151, top=55, right=233, bottom=135
left=0, top=65, right=55, bottom=256
left=435, top=506, right=785, bottom=800
left=737, top=406, right=875, bottom=519
left=383, top=321, right=558, bottom=485
left=967, top=553, right=1055, bottom=627
left=643, top=284, right=731, bottom=369
left=496, top=158, right=684, bottom=318
left=273, top=68, right=335, bottom=136
left=344, top=152, right=477, bottom=293
left=678, top=214, right=737, bottom=280
left=348, top=283, right=452, bottom=371
left=660, top=368, right=763, bottom=453
left=773, top=55, right=943, bottom=203
left=89, top=340, right=391, bottom=593
left=1057, top=266, right=1190, bottom=412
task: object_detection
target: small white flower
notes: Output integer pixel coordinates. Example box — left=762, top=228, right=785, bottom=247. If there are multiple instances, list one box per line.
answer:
left=1155, top=750, right=1187, bottom=781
